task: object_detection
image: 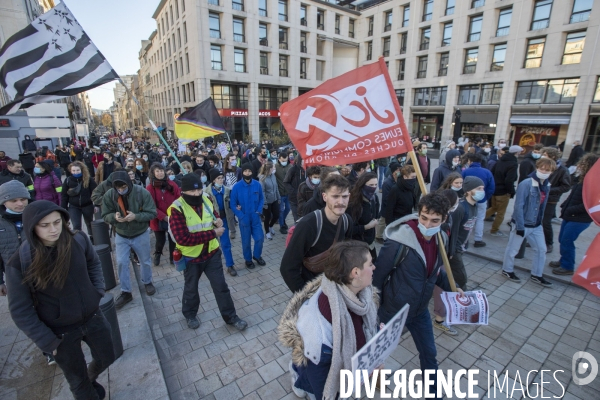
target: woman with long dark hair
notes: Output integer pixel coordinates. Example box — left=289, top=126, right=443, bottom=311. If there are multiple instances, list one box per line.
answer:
left=438, top=172, right=464, bottom=197
left=6, top=201, right=114, bottom=399
left=61, top=161, right=98, bottom=236
left=134, top=157, right=149, bottom=185
left=347, top=172, right=380, bottom=260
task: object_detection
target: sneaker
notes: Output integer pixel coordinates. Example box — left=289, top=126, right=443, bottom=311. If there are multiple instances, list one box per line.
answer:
left=153, top=252, right=161, bottom=266
left=245, top=260, right=256, bottom=270
left=227, top=316, right=248, bottom=331
left=502, top=271, right=521, bottom=282
left=552, top=267, right=574, bottom=276
left=279, top=227, right=288, bottom=234
left=282, top=223, right=289, bottom=230
left=145, top=283, right=156, bottom=296
left=253, top=257, right=266, bottom=266
left=227, top=266, right=238, bottom=276
left=269, top=227, right=275, bottom=235
left=433, top=320, right=458, bottom=336
left=531, top=275, right=553, bottom=287
left=92, top=381, right=106, bottom=400
left=187, top=316, right=200, bottom=329
left=46, top=354, right=57, bottom=366
left=266, top=232, right=273, bottom=240
left=549, top=261, right=561, bottom=268
left=114, top=291, right=133, bottom=309
left=490, top=231, right=506, bottom=237
left=474, top=241, right=487, bottom=248
left=546, top=245, right=553, bottom=253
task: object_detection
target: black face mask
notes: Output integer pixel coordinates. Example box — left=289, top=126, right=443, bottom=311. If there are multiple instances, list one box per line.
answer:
left=182, top=193, right=202, bottom=206
left=243, top=175, right=252, bottom=183
left=404, top=178, right=416, bottom=189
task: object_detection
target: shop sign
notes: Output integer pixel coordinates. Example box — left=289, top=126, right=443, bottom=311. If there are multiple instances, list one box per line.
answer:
left=0, top=119, right=10, bottom=127
left=513, top=125, right=558, bottom=150
left=218, top=109, right=281, bottom=117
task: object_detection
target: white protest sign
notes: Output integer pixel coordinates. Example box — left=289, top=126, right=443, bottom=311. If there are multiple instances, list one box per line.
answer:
left=217, top=142, right=229, bottom=158
left=441, top=291, right=489, bottom=325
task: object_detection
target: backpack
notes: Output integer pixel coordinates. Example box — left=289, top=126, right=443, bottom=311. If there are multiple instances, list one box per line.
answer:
left=383, top=243, right=410, bottom=289
left=285, top=210, right=348, bottom=247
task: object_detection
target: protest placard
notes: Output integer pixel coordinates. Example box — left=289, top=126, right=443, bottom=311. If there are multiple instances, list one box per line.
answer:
left=441, top=291, right=489, bottom=325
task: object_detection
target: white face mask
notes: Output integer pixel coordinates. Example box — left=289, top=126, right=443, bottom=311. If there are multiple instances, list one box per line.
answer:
left=450, top=201, right=459, bottom=213
left=536, top=171, right=551, bottom=180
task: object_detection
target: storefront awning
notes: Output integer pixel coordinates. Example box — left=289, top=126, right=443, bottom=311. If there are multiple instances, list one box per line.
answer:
left=509, top=115, right=571, bottom=125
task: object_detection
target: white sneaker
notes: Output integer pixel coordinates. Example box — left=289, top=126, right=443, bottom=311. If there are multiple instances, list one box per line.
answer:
left=490, top=231, right=506, bottom=237
left=266, top=232, right=273, bottom=240
left=269, top=227, right=275, bottom=235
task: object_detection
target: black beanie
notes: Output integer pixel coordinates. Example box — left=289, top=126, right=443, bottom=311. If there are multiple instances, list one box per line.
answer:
left=240, top=163, right=253, bottom=173
left=209, top=168, right=223, bottom=182
left=181, top=173, right=202, bottom=192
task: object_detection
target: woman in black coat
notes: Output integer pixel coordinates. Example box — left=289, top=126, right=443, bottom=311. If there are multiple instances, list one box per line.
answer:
left=61, top=161, right=97, bottom=236
left=347, top=172, right=380, bottom=260
left=384, top=165, right=417, bottom=224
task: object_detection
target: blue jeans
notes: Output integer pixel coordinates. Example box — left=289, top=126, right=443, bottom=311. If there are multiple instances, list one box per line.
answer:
left=115, top=230, right=153, bottom=292
left=377, top=166, right=387, bottom=189
left=240, top=213, right=264, bottom=261
left=503, top=224, right=546, bottom=277
left=405, top=309, right=441, bottom=399
left=559, top=220, right=590, bottom=271
left=220, top=218, right=235, bottom=268
left=279, top=195, right=291, bottom=227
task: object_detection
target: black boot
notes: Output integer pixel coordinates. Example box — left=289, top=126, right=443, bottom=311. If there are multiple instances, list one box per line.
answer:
left=153, top=252, right=161, bottom=266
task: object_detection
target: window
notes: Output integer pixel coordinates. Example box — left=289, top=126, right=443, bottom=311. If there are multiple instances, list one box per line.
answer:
left=279, top=27, right=288, bottom=49
left=349, top=19, right=355, bottom=38
left=384, top=11, right=392, bottom=32
left=439, top=52, right=449, bottom=76
left=279, top=0, right=288, bottom=21
left=175, top=1, right=179, bottom=18
left=446, top=0, right=455, bottom=16
left=457, top=83, right=502, bottom=105
left=183, top=22, right=188, bottom=43
left=316, top=60, right=325, bottom=80
left=396, top=89, right=405, bottom=106
left=259, top=0, right=267, bottom=16
left=515, top=79, right=579, bottom=104
left=491, top=44, right=506, bottom=71
left=168, top=39, right=172, bottom=56
left=209, top=0, right=218, bottom=5
left=403, top=5, right=410, bottom=27
left=464, top=48, right=478, bottom=74
left=300, top=5, right=307, bottom=26
left=480, top=83, right=503, bottom=104
left=182, top=0, right=186, bottom=11
left=531, top=0, right=552, bottom=30
left=259, top=87, right=288, bottom=109
left=417, top=56, right=428, bottom=78
left=172, top=33, right=176, bottom=51
left=368, top=17, right=374, bottom=36
left=300, top=58, right=307, bottom=79
left=420, top=27, right=430, bottom=51
left=260, top=52, right=268, bottom=74
left=366, top=41, right=373, bottom=60
left=497, top=8, right=512, bottom=37
left=174, top=60, right=178, bottom=78
left=383, top=37, right=391, bottom=57
left=279, top=55, right=288, bottom=77
left=413, top=87, right=447, bottom=106
left=232, top=0, right=244, bottom=12
left=562, top=31, right=586, bottom=64
left=458, top=85, right=480, bottom=105
left=234, top=49, right=245, bottom=72
left=400, top=32, right=408, bottom=54
left=594, top=77, right=600, bottom=102
left=571, top=0, right=592, bottom=23
left=524, top=37, right=545, bottom=68
left=259, top=23, right=268, bottom=46
left=442, top=22, right=452, bottom=46
left=398, top=59, right=405, bottom=80
left=468, top=15, right=483, bottom=42
left=233, top=18, right=244, bottom=42
left=471, top=0, right=484, bottom=8
left=211, top=45, right=222, bottom=70
left=170, top=6, right=174, bottom=24
left=317, top=9, right=325, bottom=30
left=335, top=14, right=341, bottom=34
left=185, top=53, right=190, bottom=73
left=300, top=31, right=307, bottom=52
left=423, top=0, right=433, bottom=22
left=209, top=13, right=220, bottom=39
left=182, top=85, right=187, bottom=103
left=212, top=84, right=247, bottom=109
left=177, top=28, right=182, bottom=48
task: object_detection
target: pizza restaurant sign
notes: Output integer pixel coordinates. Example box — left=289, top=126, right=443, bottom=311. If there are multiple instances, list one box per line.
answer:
left=218, top=109, right=281, bottom=117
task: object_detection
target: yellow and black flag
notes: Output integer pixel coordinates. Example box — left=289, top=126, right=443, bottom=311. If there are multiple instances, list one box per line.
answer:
left=174, top=97, right=226, bottom=140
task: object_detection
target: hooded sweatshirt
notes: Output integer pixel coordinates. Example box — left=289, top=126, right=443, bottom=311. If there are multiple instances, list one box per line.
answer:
left=430, top=149, right=461, bottom=192
left=5, top=200, right=105, bottom=354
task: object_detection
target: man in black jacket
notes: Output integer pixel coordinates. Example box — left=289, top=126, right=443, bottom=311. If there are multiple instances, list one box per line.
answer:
left=565, top=139, right=584, bottom=168
left=0, top=160, right=35, bottom=198
left=376, top=162, right=400, bottom=243
left=518, top=143, right=543, bottom=183
left=283, top=153, right=305, bottom=222
left=373, top=193, right=464, bottom=398
left=541, top=147, right=571, bottom=253
left=486, top=145, right=522, bottom=236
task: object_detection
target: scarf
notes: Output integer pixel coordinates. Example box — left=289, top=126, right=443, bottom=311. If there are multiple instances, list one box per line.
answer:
left=320, top=277, right=378, bottom=400
left=305, top=177, right=316, bottom=191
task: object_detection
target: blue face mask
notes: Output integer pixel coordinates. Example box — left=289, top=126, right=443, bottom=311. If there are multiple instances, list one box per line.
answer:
left=473, top=190, right=485, bottom=201
left=136, top=165, right=143, bottom=170
left=532, top=153, right=541, bottom=159
left=5, top=208, right=23, bottom=215
left=117, top=187, right=129, bottom=195
left=34, top=167, right=42, bottom=174
left=418, top=222, right=441, bottom=237
left=201, top=176, right=207, bottom=183
left=280, top=161, right=288, bottom=167
left=451, top=186, right=462, bottom=192
left=168, top=175, right=176, bottom=181
left=214, top=183, right=223, bottom=188
left=311, top=178, right=320, bottom=185
left=72, top=173, right=82, bottom=178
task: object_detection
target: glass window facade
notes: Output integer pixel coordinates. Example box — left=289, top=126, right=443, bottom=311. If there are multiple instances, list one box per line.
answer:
left=446, top=0, right=455, bottom=16
left=420, top=27, right=431, bottom=51
left=212, top=84, right=248, bottom=109
left=413, top=87, right=447, bottom=106
left=525, top=37, right=546, bottom=68
left=491, top=44, right=506, bottom=71
left=439, top=52, right=449, bottom=76
left=423, top=0, right=433, bottom=22
left=571, top=0, right=593, bottom=23
left=417, top=56, right=428, bottom=78
left=210, top=45, right=222, bottom=70
left=562, top=31, right=586, bottom=65
left=458, top=83, right=503, bottom=105
left=234, top=48, right=245, bottom=72
left=515, top=79, right=580, bottom=104
left=403, top=5, right=410, bottom=27
left=464, top=48, right=478, bottom=74
left=469, top=15, right=483, bottom=42
left=497, top=8, right=512, bottom=37
left=531, top=0, right=552, bottom=30
left=209, top=13, right=220, bottom=39
left=442, top=22, right=452, bottom=46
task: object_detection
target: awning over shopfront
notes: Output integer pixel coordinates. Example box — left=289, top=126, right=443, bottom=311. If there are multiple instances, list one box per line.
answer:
left=509, top=115, right=571, bottom=125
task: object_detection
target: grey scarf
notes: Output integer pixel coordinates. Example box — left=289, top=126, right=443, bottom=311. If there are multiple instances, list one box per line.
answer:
left=320, top=277, right=378, bottom=400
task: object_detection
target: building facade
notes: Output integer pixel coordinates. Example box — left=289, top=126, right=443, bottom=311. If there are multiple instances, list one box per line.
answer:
left=143, top=0, right=600, bottom=156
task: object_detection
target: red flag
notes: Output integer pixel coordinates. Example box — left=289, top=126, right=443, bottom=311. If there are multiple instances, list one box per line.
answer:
left=280, top=58, right=412, bottom=166
left=583, top=158, right=600, bottom=226
left=572, top=233, right=600, bottom=297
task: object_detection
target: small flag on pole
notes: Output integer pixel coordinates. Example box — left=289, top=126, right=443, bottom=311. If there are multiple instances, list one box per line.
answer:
left=175, top=98, right=226, bottom=140
left=0, top=2, right=119, bottom=115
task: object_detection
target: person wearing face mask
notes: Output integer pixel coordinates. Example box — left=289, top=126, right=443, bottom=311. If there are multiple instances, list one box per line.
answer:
left=501, top=158, right=557, bottom=287
left=347, top=162, right=368, bottom=187
left=439, top=173, right=464, bottom=197
left=102, top=171, right=158, bottom=308
left=462, top=153, right=494, bottom=248
left=430, top=149, right=462, bottom=192
left=384, top=165, right=417, bottom=225
left=230, top=163, right=266, bottom=270
left=374, top=193, right=465, bottom=398
left=347, top=172, right=380, bottom=261
left=301, top=167, right=340, bottom=217
left=518, top=143, right=544, bottom=184
left=394, top=153, right=408, bottom=168
left=21, top=134, right=37, bottom=152
left=193, top=169, right=209, bottom=188
left=61, top=161, right=98, bottom=237
left=95, top=152, right=122, bottom=184
left=407, top=142, right=431, bottom=185
left=134, top=158, right=149, bottom=185
left=438, top=140, right=456, bottom=166
left=259, top=162, right=281, bottom=240
left=274, top=152, right=292, bottom=234
left=477, top=143, right=492, bottom=169
left=91, top=147, right=104, bottom=170
left=33, top=160, right=63, bottom=205
left=251, top=147, right=268, bottom=179
left=297, top=165, right=322, bottom=218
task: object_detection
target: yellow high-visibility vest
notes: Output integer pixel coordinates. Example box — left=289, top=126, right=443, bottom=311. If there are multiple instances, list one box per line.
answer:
left=167, top=196, right=219, bottom=258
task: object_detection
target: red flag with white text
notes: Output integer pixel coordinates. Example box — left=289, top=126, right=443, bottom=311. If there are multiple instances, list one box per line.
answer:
left=583, top=158, right=600, bottom=226
left=572, top=234, right=600, bottom=297
left=280, top=58, right=412, bottom=166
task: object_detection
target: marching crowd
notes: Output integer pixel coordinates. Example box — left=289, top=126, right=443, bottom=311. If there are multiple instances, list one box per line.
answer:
left=0, top=133, right=596, bottom=400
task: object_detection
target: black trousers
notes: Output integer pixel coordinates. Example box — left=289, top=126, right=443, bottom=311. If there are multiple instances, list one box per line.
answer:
left=263, top=201, right=280, bottom=232
left=182, top=250, right=237, bottom=323
left=154, top=229, right=175, bottom=257
left=68, top=204, right=94, bottom=235
left=53, top=311, right=115, bottom=400
left=542, top=202, right=558, bottom=246
left=449, top=252, right=468, bottom=290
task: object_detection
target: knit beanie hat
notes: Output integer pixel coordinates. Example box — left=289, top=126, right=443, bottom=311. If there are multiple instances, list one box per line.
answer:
left=209, top=168, right=223, bottom=182
left=509, top=145, right=524, bottom=154
left=0, top=181, right=31, bottom=205
left=181, top=173, right=202, bottom=192
left=240, top=163, right=253, bottom=173
left=463, top=176, right=485, bottom=193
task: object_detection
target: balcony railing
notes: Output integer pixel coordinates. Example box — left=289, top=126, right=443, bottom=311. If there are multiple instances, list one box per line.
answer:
left=445, top=7, right=454, bottom=16
left=417, top=71, right=426, bottom=78
left=400, top=46, right=406, bottom=54
left=463, top=64, right=476, bottom=74
left=279, top=42, right=288, bottom=50
left=366, top=52, right=372, bottom=61
left=531, top=20, right=549, bottom=30
left=496, top=27, right=509, bottom=37
left=259, top=38, right=268, bottom=46
left=368, top=29, right=373, bottom=36
left=212, top=61, right=222, bottom=70
left=438, top=67, right=447, bottom=76
left=259, top=9, right=267, bottom=17
left=235, top=64, right=245, bottom=73
left=490, top=62, right=503, bottom=71
left=349, top=31, right=354, bottom=38
left=419, top=41, right=429, bottom=51
left=468, top=33, right=480, bottom=42
left=441, top=39, right=451, bottom=47
left=422, top=14, right=432, bottom=22
left=570, top=11, right=590, bottom=24
left=398, top=72, right=404, bottom=80
left=317, top=23, right=324, bottom=30
left=300, top=18, right=307, bottom=26
left=384, top=24, right=391, bottom=32
left=300, top=72, right=306, bottom=79
left=232, top=2, right=243, bottom=11
left=383, top=50, right=390, bottom=57
left=210, top=30, right=221, bottom=39
left=300, top=45, right=307, bottom=53
left=471, top=0, right=484, bottom=8
left=279, top=69, right=288, bottom=77
left=335, top=28, right=340, bottom=34
left=234, top=33, right=245, bottom=43
left=260, top=67, right=268, bottom=75
left=279, top=14, right=287, bottom=21
left=208, top=0, right=219, bottom=5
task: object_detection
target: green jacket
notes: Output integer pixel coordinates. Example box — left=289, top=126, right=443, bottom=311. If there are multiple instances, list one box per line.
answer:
left=275, top=162, right=291, bottom=196
left=101, top=171, right=157, bottom=237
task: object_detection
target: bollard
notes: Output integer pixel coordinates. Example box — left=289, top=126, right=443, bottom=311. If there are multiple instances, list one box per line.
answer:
left=100, top=294, right=124, bottom=360
left=92, top=220, right=111, bottom=250
left=94, top=244, right=117, bottom=290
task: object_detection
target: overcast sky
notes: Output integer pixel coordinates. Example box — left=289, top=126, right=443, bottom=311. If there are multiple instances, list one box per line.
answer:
left=58, top=0, right=159, bottom=111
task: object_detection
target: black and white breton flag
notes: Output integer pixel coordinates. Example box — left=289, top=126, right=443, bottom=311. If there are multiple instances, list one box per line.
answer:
left=0, top=3, right=118, bottom=115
